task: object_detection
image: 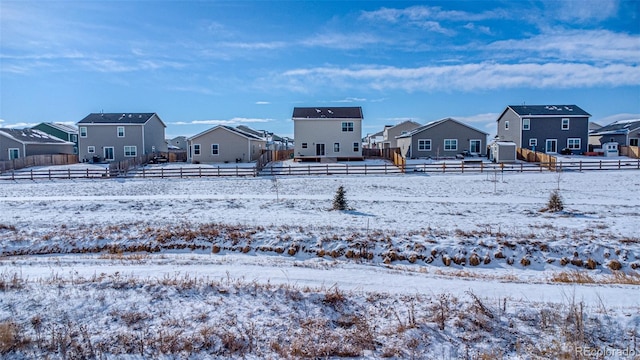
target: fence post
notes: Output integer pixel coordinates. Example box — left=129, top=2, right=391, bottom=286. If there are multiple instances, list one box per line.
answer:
left=142, top=168, right=146, bottom=178
left=442, top=163, right=446, bottom=173
left=384, top=163, right=387, bottom=174
left=161, top=168, right=164, bottom=179
left=308, top=165, right=311, bottom=176
left=48, top=169, right=52, bottom=180
left=579, top=161, right=582, bottom=172
left=236, top=165, right=239, bottom=177
left=480, top=162, right=484, bottom=173
left=68, top=168, right=71, bottom=179
left=30, top=169, right=33, bottom=181
left=461, top=162, right=464, bottom=174
left=364, top=164, right=367, bottom=175
left=599, top=160, right=602, bottom=170
left=618, top=160, right=621, bottom=170
left=520, top=163, right=523, bottom=173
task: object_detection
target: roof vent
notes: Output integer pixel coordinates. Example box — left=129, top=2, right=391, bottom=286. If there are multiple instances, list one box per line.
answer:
left=315, top=109, right=321, bottom=113
left=128, top=114, right=132, bottom=118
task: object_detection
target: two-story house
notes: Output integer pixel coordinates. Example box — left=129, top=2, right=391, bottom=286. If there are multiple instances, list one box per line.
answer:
left=382, top=120, right=421, bottom=149
left=293, top=107, right=363, bottom=161
left=77, top=113, right=167, bottom=163
left=32, top=122, right=79, bottom=155
left=496, top=105, right=590, bottom=154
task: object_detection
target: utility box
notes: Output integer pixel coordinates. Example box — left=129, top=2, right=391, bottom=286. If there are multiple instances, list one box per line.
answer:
left=602, top=142, right=619, bottom=157
left=489, top=141, right=516, bottom=163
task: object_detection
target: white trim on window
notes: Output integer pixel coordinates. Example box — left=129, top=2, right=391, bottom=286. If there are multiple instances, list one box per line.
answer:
left=418, top=139, right=431, bottom=151
left=529, top=138, right=537, bottom=147
left=342, top=122, right=354, bottom=132
left=505, top=121, right=509, bottom=130
left=522, top=118, right=530, bottom=130
left=79, top=127, right=87, bottom=138
left=211, top=144, right=219, bottom=155
left=567, top=138, right=581, bottom=150
left=333, top=142, right=340, bottom=152
left=444, top=139, right=458, bottom=151
left=193, top=144, right=201, bottom=156
left=88, top=146, right=95, bottom=154
left=8, top=148, right=19, bottom=160
left=353, top=142, right=359, bottom=152
left=124, top=145, right=137, bottom=157
left=561, top=118, right=570, bottom=130
left=117, top=126, right=125, bottom=137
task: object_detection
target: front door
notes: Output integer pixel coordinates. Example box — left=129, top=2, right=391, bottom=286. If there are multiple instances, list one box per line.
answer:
left=103, top=147, right=115, bottom=161
left=315, top=143, right=325, bottom=156
left=545, top=139, right=557, bottom=153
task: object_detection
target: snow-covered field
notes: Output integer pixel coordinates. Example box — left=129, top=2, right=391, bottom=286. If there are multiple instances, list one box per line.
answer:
left=1, top=170, right=639, bottom=359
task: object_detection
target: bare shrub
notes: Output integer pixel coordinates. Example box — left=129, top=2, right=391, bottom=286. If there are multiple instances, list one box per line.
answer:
left=0, top=321, right=20, bottom=354
left=585, top=258, right=597, bottom=270
left=608, top=259, right=622, bottom=271
left=543, top=189, right=564, bottom=212
left=469, top=253, right=481, bottom=266
left=520, top=257, right=531, bottom=267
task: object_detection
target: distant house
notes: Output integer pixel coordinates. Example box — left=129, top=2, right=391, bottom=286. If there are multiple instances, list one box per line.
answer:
left=396, top=118, right=488, bottom=159
left=236, top=125, right=292, bottom=150
left=496, top=105, right=591, bottom=154
left=589, top=119, right=640, bottom=148
left=363, top=128, right=386, bottom=149
left=293, top=107, right=363, bottom=161
left=32, top=123, right=78, bottom=154
left=0, top=128, right=75, bottom=161
left=168, top=136, right=187, bottom=150
left=382, top=120, right=421, bottom=149
left=588, top=122, right=603, bottom=148
left=77, top=113, right=167, bottom=163
left=187, top=125, right=267, bottom=163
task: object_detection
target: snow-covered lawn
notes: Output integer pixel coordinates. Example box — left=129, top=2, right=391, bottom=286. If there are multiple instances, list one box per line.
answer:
left=0, top=171, right=639, bottom=359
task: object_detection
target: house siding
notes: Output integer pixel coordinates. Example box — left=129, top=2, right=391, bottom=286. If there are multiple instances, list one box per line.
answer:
left=383, top=121, right=420, bottom=148
left=496, top=109, right=522, bottom=146
left=32, top=124, right=78, bottom=154
left=521, top=117, right=589, bottom=154
left=406, top=120, right=487, bottom=159
left=294, top=118, right=362, bottom=158
left=143, top=115, right=168, bottom=154
left=78, top=124, right=145, bottom=162
left=189, top=127, right=266, bottom=163
left=0, top=136, right=23, bottom=161
left=0, top=133, right=74, bottom=161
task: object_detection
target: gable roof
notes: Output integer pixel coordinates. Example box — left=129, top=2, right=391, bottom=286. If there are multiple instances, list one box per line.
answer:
left=35, top=122, right=78, bottom=134
left=506, top=105, right=591, bottom=117
left=188, top=125, right=266, bottom=141
left=589, top=119, right=640, bottom=136
left=397, top=117, right=488, bottom=139
left=292, top=107, right=363, bottom=119
left=0, top=128, right=74, bottom=145
left=78, top=113, right=165, bottom=127
left=385, top=120, right=421, bottom=131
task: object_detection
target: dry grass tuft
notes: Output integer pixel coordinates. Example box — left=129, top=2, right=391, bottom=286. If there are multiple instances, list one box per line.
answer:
left=608, top=259, right=622, bottom=271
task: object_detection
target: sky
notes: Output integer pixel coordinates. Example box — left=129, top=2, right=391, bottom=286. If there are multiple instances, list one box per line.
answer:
left=1, top=0, right=639, bottom=139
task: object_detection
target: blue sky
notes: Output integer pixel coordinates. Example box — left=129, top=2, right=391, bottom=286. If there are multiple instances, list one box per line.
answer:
left=1, top=0, right=639, bottom=139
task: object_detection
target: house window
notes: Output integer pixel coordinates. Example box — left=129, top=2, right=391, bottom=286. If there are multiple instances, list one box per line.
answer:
left=469, top=140, right=481, bottom=153
left=567, top=138, right=581, bottom=150
left=529, top=138, right=538, bottom=147
left=418, top=139, right=431, bottom=151
left=334, top=143, right=340, bottom=152
left=561, top=118, right=570, bottom=130
left=353, top=142, right=359, bottom=152
left=88, top=146, right=95, bottom=154
left=444, top=139, right=457, bottom=151
left=342, top=122, right=354, bottom=132
left=124, top=146, right=137, bottom=157
left=80, top=127, right=87, bottom=137
left=71, top=134, right=78, bottom=142
left=301, top=143, right=308, bottom=149
left=630, top=138, right=639, bottom=146
left=522, top=119, right=530, bottom=130
left=504, top=121, right=509, bottom=130
left=117, top=126, right=125, bottom=137
left=8, top=148, right=19, bottom=160
left=212, top=144, right=219, bottom=155
left=193, top=144, right=201, bottom=155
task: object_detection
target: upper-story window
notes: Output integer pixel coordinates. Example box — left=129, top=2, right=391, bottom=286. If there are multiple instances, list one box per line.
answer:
left=505, top=121, right=509, bottom=130
left=522, top=118, right=530, bottom=130
left=561, top=118, right=570, bottom=130
left=117, top=126, right=125, bottom=137
left=79, top=127, right=87, bottom=137
left=342, top=122, right=354, bottom=132
left=71, top=134, right=78, bottom=142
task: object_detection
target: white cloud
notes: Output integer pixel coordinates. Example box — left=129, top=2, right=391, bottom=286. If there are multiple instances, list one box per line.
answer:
left=301, top=32, right=383, bottom=50
left=173, top=118, right=272, bottom=126
left=546, top=0, right=619, bottom=23
left=487, top=30, right=640, bottom=63
left=453, top=113, right=500, bottom=124
left=279, top=62, right=640, bottom=92
left=221, top=41, right=287, bottom=50
left=332, top=97, right=367, bottom=103
left=360, top=5, right=508, bottom=23
left=255, top=101, right=271, bottom=105
left=3, top=122, right=37, bottom=129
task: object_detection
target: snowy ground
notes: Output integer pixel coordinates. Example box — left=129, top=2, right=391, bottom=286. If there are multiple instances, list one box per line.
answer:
left=1, top=170, right=639, bottom=359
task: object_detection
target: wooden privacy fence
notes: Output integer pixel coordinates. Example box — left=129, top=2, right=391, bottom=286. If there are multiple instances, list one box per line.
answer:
left=256, top=149, right=294, bottom=172
left=517, top=148, right=557, bottom=170
left=262, top=163, right=403, bottom=176
left=0, top=154, right=78, bottom=172
left=620, top=145, right=640, bottom=159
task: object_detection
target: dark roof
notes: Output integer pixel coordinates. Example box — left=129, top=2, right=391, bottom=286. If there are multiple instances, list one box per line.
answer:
left=508, top=105, right=591, bottom=117
left=590, top=119, right=640, bottom=136
left=292, top=107, right=363, bottom=119
left=188, top=125, right=266, bottom=141
left=398, top=117, right=488, bottom=138
left=36, top=122, right=78, bottom=134
left=78, top=113, right=158, bottom=125
left=0, top=128, right=73, bottom=144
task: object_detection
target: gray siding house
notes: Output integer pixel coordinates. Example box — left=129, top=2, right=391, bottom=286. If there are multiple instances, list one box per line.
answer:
left=396, top=118, right=488, bottom=159
left=187, top=125, right=267, bottom=163
left=589, top=119, right=640, bottom=148
left=77, top=113, right=167, bottom=163
left=32, top=123, right=79, bottom=154
left=382, top=120, right=421, bottom=149
left=293, top=107, right=363, bottom=161
left=496, top=105, right=591, bottom=154
left=0, top=128, right=75, bottom=161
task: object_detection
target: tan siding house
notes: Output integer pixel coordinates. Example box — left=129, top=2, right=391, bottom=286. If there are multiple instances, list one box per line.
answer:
left=293, top=107, right=363, bottom=161
left=187, top=125, right=267, bottom=163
